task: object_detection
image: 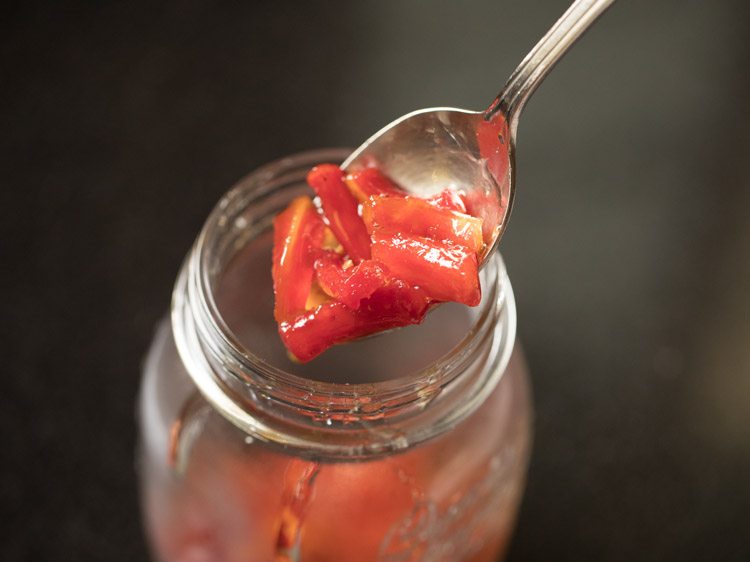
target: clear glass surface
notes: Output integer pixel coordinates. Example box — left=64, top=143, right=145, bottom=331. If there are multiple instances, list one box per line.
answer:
left=138, top=150, right=533, bottom=562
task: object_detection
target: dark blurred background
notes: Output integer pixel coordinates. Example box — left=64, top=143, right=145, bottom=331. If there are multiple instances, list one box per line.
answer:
left=2, top=0, right=749, bottom=560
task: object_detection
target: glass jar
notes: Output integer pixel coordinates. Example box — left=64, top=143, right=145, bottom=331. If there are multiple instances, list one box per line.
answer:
left=138, top=149, right=532, bottom=562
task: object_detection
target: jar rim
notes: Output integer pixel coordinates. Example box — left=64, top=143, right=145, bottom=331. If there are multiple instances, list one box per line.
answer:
left=171, top=149, right=517, bottom=456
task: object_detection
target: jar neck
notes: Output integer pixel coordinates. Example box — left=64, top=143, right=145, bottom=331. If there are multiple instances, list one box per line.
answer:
left=171, top=150, right=517, bottom=460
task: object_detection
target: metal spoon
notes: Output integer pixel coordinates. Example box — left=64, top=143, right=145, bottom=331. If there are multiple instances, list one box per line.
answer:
left=342, top=0, right=615, bottom=261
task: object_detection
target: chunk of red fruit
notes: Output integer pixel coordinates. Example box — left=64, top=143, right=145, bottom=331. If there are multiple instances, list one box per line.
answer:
left=307, top=164, right=371, bottom=263
left=279, top=280, right=431, bottom=362
left=314, top=253, right=388, bottom=310
left=272, top=196, right=326, bottom=323
left=344, top=167, right=403, bottom=202
left=362, top=195, right=484, bottom=253
left=371, top=232, right=480, bottom=307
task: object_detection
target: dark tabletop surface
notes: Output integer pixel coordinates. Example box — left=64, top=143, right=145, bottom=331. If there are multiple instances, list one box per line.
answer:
left=3, top=1, right=749, bottom=560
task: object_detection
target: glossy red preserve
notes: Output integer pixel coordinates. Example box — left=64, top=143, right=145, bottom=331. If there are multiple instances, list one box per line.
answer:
left=272, top=165, right=485, bottom=361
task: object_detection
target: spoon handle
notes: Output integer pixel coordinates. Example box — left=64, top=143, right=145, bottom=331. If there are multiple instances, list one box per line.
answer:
left=485, top=0, right=615, bottom=132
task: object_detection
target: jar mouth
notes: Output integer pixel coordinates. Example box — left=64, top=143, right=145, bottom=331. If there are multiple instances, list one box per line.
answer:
left=172, top=149, right=517, bottom=456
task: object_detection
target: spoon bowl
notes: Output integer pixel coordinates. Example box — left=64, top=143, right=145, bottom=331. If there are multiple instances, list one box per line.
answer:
left=343, top=107, right=512, bottom=261
left=342, top=0, right=614, bottom=262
